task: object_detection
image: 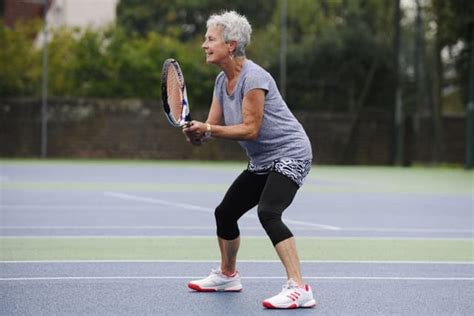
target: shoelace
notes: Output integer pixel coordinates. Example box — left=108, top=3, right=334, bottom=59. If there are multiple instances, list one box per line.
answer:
left=210, top=268, right=238, bottom=278
left=210, top=268, right=221, bottom=276
left=280, top=279, right=300, bottom=294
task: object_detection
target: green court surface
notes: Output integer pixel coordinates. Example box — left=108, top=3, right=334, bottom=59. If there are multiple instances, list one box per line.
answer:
left=1, top=237, right=472, bottom=262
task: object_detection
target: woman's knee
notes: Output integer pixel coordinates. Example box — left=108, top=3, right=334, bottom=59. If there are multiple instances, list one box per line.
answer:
left=215, top=204, right=240, bottom=240
left=257, top=204, right=293, bottom=245
left=214, top=204, right=225, bottom=222
left=257, top=204, right=279, bottom=226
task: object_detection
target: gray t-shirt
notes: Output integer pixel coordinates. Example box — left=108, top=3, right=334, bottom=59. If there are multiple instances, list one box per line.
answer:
left=214, top=60, right=312, bottom=168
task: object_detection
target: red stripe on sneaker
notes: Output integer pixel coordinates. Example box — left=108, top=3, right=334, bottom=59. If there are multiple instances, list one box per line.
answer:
left=188, top=283, right=216, bottom=292
left=263, top=301, right=298, bottom=309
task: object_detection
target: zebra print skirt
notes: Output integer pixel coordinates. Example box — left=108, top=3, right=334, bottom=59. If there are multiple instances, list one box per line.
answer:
left=247, top=159, right=312, bottom=187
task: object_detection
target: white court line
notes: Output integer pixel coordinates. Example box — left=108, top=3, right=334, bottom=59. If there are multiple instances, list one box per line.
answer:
left=1, top=205, right=160, bottom=210
left=3, top=200, right=471, bottom=234
left=104, top=191, right=341, bottom=231
left=1, top=225, right=472, bottom=235
left=1, top=276, right=473, bottom=282
left=342, top=227, right=474, bottom=234
left=0, top=198, right=474, bottom=235
left=1, top=259, right=473, bottom=265
left=0, top=225, right=227, bottom=230
left=1, top=235, right=472, bottom=241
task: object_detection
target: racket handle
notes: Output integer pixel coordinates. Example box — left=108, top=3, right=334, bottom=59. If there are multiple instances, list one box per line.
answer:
left=182, top=121, right=201, bottom=145
left=182, top=121, right=193, bottom=128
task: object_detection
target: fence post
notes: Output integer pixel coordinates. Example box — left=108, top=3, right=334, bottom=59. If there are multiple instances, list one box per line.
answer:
left=466, top=23, right=474, bottom=169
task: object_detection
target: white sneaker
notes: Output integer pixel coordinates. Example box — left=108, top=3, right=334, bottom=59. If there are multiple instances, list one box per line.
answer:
left=262, top=279, right=316, bottom=309
left=188, top=268, right=242, bottom=292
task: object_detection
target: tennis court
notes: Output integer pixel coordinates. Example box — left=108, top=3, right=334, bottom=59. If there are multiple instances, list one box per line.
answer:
left=1, top=160, right=473, bottom=315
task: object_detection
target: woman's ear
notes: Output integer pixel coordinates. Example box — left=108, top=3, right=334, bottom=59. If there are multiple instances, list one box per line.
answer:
left=228, top=40, right=237, bottom=54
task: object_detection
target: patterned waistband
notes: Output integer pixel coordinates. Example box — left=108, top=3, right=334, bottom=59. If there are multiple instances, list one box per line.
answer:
left=247, top=159, right=312, bottom=187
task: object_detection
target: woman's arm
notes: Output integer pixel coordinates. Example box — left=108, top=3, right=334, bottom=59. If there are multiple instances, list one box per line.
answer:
left=184, top=89, right=265, bottom=141
left=206, top=95, right=224, bottom=126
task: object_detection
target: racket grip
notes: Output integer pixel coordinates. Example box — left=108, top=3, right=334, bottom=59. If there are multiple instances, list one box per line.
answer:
left=182, top=121, right=193, bottom=128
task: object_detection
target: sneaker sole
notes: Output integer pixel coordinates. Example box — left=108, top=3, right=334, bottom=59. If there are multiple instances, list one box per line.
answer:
left=262, top=299, right=316, bottom=309
left=188, top=283, right=242, bottom=292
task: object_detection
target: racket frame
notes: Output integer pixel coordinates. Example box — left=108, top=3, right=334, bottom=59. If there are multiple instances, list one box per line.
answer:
left=161, top=58, right=191, bottom=127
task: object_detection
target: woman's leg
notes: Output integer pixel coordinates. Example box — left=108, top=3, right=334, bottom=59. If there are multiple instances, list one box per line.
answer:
left=214, top=170, right=267, bottom=275
left=274, top=237, right=303, bottom=285
left=257, top=171, right=305, bottom=285
left=218, top=236, right=240, bottom=275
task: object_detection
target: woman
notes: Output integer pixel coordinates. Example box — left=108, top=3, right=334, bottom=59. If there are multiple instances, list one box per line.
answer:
left=184, top=11, right=316, bottom=309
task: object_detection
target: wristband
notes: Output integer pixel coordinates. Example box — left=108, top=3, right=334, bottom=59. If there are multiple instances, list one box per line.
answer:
left=204, top=123, right=212, bottom=139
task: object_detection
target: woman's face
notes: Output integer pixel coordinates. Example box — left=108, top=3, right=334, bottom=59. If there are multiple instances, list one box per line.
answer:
left=202, top=26, right=231, bottom=64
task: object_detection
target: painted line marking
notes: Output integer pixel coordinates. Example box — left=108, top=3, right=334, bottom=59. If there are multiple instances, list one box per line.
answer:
left=1, top=235, right=472, bottom=241
left=3, top=202, right=471, bottom=234
left=104, top=192, right=212, bottom=213
left=1, top=260, right=473, bottom=265
left=1, top=225, right=472, bottom=235
left=1, top=276, right=473, bottom=282
left=104, top=191, right=341, bottom=231
left=0, top=205, right=162, bottom=210
left=342, top=227, right=474, bottom=234
left=0, top=226, right=225, bottom=230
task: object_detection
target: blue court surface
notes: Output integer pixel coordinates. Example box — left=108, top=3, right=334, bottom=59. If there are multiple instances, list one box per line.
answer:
left=1, top=160, right=473, bottom=315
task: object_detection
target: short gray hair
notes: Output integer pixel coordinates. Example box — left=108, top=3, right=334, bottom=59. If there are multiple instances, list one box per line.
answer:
left=206, top=11, right=252, bottom=57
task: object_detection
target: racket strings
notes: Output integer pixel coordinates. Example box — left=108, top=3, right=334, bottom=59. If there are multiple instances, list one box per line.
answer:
left=167, top=67, right=185, bottom=123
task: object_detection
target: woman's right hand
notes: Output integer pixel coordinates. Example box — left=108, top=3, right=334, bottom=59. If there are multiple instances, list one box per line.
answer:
left=182, top=121, right=203, bottom=146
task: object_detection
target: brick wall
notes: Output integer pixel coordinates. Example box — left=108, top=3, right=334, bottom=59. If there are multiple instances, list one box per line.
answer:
left=3, top=0, right=52, bottom=27
left=0, top=98, right=467, bottom=165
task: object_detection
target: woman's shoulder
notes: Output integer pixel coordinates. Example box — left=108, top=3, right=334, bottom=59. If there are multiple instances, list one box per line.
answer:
left=245, top=60, right=265, bottom=73
left=244, top=60, right=272, bottom=79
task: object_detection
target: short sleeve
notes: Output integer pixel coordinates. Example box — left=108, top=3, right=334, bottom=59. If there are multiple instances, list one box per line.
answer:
left=214, top=72, right=225, bottom=98
left=213, top=72, right=227, bottom=110
left=242, top=70, right=270, bottom=96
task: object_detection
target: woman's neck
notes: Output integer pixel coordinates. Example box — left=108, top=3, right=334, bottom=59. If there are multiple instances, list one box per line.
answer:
left=222, top=56, right=246, bottom=81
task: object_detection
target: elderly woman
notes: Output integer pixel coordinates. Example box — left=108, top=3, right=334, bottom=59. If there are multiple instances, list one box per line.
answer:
left=184, top=11, right=316, bottom=309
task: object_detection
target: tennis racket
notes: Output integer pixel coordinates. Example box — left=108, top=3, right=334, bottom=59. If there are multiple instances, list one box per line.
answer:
left=161, top=58, right=192, bottom=127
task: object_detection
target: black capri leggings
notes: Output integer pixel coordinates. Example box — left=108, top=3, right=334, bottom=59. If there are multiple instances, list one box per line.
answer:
left=215, top=170, right=299, bottom=246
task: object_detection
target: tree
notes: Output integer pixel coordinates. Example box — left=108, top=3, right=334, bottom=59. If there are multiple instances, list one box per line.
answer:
left=0, top=19, right=42, bottom=96
left=431, top=0, right=474, bottom=106
left=116, top=0, right=275, bottom=40
left=262, top=0, right=397, bottom=111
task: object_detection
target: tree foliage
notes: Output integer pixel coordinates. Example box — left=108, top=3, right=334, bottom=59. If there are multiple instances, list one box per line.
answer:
left=0, top=0, right=471, bottom=113
left=265, top=0, right=396, bottom=111
left=0, top=19, right=42, bottom=96
left=0, top=21, right=217, bottom=106
left=431, top=0, right=474, bottom=104
left=116, top=0, right=275, bottom=40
